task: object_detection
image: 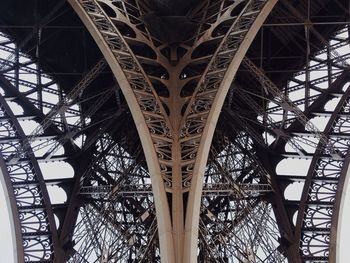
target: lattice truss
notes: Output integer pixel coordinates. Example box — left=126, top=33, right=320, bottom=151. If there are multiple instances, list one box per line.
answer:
left=0, top=30, right=127, bottom=261
left=71, top=135, right=159, bottom=263
left=198, top=129, right=284, bottom=263
left=68, top=0, right=275, bottom=190
left=0, top=31, right=77, bottom=261
left=233, top=27, right=350, bottom=262
left=0, top=0, right=349, bottom=262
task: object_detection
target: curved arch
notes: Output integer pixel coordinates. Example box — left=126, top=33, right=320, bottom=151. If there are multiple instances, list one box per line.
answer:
left=183, top=1, right=278, bottom=262
left=0, top=94, right=61, bottom=262
left=294, top=82, right=350, bottom=261
left=68, top=1, right=174, bottom=262
left=0, top=154, right=23, bottom=263
left=331, top=150, right=350, bottom=263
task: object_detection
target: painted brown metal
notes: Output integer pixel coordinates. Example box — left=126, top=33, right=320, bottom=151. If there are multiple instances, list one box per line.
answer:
left=0, top=0, right=349, bottom=262
left=68, top=0, right=277, bottom=262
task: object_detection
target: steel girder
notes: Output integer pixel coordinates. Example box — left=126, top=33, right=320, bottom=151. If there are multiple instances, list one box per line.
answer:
left=0, top=0, right=349, bottom=263
left=0, top=93, right=60, bottom=262
left=68, top=0, right=277, bottom=262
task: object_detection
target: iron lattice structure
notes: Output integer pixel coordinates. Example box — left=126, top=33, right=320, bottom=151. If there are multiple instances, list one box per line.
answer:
left=0, top=0, right=349, bottom=262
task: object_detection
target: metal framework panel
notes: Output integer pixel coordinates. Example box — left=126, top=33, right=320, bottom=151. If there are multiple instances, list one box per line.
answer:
left=0, top=0, right=349, bottom=262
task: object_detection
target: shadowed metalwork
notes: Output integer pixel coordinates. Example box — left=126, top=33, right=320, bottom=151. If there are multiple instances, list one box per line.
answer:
left=0, top=0, right=349, bottom=262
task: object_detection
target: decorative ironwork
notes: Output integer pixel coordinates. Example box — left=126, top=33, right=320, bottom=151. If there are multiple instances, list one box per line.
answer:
left=71, top=0, right=273, bottom=191
left=70, top=133, right=159, bottom=262
left=0, top=95, right=57, bottom=261
left=180, top=0, right=271, bottom=188
left=0, top=0, right=349, bottom=262
left=297, top=83, right=350, bottom=261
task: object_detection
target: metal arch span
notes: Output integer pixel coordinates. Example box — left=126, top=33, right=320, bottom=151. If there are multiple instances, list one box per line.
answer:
left=183, top=2, right=278, bottom=261
left=0, top=93, right=61, bottom=262
left=68, top=1, right=175, bottom=261
left=0, top=153, right=23, bottom=263
left=295, top=75, right=350, bottom=262
left=0, top=0, right=349, bottom=262
left=68, top=0, right=277, bottom=262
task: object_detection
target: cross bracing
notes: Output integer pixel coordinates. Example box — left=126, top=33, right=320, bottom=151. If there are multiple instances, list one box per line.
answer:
left=0, top=0, right=349, bottom=262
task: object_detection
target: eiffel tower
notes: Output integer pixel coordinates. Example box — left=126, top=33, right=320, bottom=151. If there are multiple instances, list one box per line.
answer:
left=0, top=0, right=349, bottom=262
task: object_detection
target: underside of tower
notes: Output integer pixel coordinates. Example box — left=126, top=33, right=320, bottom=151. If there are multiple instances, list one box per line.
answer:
left=0, top=0, right=349, bottom=262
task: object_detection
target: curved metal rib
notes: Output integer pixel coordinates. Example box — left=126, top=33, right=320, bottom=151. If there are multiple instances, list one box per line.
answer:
left=295, top=79, right=350, bottom=262
left=0, top=94, right=60, bottom=262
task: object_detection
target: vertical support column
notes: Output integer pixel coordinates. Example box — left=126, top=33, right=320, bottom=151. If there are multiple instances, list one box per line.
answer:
left=69, top=0, right=277, bottom=262
left=171, top=139, right=184, bottom=263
